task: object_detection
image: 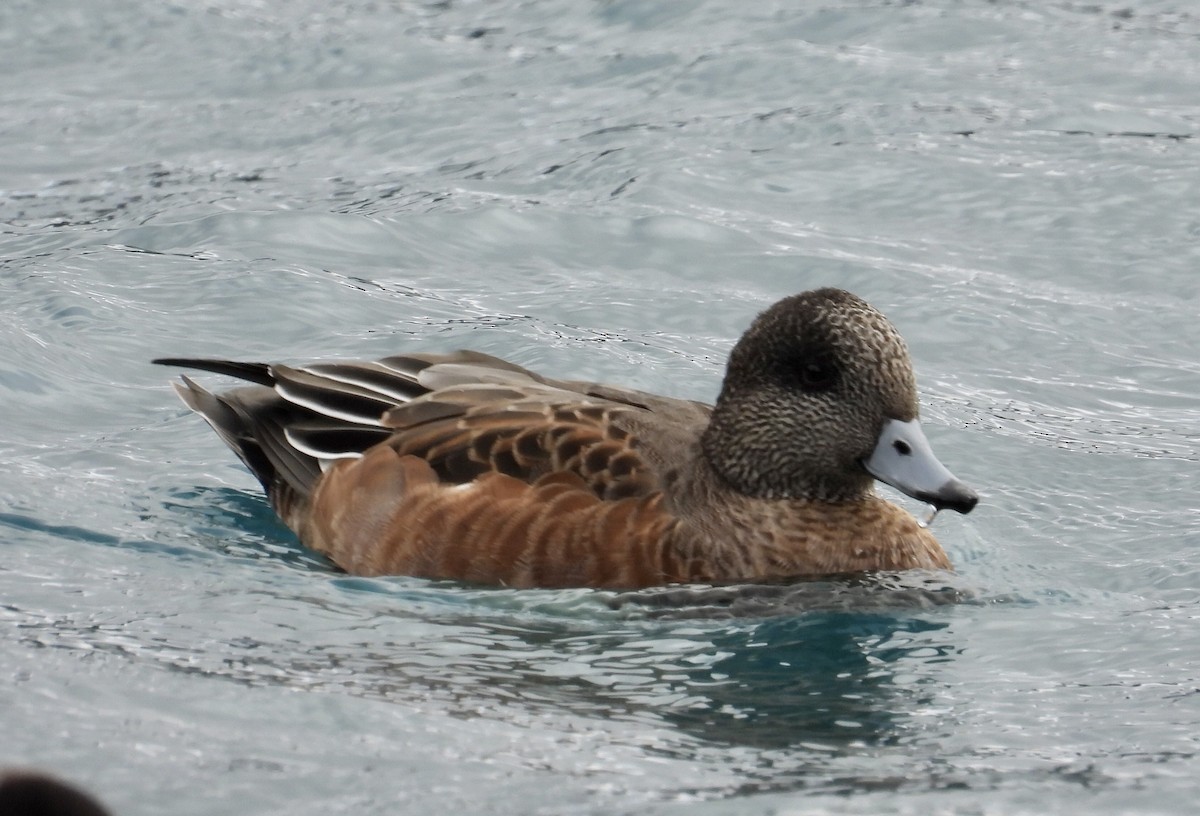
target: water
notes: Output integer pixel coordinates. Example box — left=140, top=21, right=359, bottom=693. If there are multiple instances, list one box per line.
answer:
left=3, top=1, right=1199, bottom=813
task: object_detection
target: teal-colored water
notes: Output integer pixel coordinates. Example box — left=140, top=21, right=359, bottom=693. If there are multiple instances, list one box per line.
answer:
left=3, top=2, right=1199, bottom=814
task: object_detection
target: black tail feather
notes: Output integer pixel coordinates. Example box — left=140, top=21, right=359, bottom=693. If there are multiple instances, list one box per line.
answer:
left=153, top=358, right=274, bottom=387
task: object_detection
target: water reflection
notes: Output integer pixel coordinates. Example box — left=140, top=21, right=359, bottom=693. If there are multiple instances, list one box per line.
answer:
left=153, top=485, right=333, bottom=572
left=187, top=578, right=962, bottom=753
left=655, top=612, right=954, bottom=750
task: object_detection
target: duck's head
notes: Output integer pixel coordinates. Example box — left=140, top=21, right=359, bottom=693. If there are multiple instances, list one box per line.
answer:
left=702, top=288, right=977, bottom=514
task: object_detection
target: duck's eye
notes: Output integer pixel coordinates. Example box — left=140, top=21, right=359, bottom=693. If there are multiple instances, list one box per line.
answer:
left=798, top=359, right=838, bottom=391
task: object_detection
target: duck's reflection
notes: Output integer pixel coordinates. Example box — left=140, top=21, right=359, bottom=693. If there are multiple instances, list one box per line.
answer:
left=603, top=575, right=964, bottom=748
left=650, top=609, right=954, bottom=749
left=222, top=575, right=966, bottom=751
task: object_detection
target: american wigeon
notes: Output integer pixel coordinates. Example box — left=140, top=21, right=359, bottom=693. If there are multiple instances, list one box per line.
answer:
left=155, top=288, right=977, bottom=588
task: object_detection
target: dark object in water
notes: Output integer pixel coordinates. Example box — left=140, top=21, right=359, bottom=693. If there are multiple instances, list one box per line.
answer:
left=0, top=770, right=111, bottom=816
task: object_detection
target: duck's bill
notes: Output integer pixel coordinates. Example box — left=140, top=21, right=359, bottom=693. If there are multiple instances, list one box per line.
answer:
left=863, top=418, right=978, bottom=515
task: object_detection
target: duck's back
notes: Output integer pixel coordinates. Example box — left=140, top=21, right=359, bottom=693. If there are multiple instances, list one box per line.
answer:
left=160, top=352, right=722, bottom=587
left=311, top=362, right=726, bottom=586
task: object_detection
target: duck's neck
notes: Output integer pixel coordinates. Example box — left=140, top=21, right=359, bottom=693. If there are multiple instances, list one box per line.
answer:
left=699, top=404, right=875, bottom=502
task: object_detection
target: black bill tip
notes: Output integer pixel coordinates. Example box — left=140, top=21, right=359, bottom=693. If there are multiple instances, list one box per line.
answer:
left=916, top=478, right=979, bottom=515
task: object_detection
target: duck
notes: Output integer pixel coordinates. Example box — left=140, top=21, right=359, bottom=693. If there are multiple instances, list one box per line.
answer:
left=154, top=288, right=977, bottom=589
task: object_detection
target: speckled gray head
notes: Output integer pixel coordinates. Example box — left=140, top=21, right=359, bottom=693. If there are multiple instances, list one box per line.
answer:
left=702, top=288, right=977, bottom=513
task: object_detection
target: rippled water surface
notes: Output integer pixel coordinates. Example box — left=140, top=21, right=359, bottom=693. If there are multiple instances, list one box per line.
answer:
left=3, top=1, right=1199, bottom=814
